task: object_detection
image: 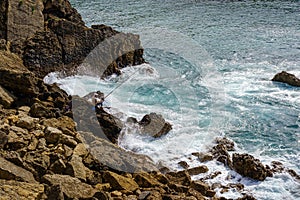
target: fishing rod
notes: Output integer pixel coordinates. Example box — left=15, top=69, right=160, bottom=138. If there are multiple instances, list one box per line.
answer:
left=104, top=68, right=140, bottom=99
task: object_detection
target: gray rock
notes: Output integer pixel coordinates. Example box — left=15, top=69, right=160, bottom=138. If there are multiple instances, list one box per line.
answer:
left=139, top=113, right=172, bottom=138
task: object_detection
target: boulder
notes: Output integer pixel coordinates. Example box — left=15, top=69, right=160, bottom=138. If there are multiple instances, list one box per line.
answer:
left=65, top=155, right=88, bottom=181
left=95, top=107, right=123, bottom=144
left=166, top=170, right=191, bottom=186
left=133, top=172, right=162, bottom=188
left=0, top=51, right=39, bottom=97
left=72, top=95, right=123, bottom=143
left=187, top=165, right=209, bottom=176
left=139, top=113, right=172, bottom=138
left=44, top=126, right=62, bottom=144
left=42, top=174, right=96, bottom=199
left=0, top=157, right=37, bottom=183
left=191, top=181, right=209, bottom=194
left=0, top=179, right=44, bottom=200
left=232, top=153, right=269, bottom=181
left=79, top=131, right=158, bottom=173
left=103, top=171, right=139, bottom=192
left=272, top=71, right=300, bottom=87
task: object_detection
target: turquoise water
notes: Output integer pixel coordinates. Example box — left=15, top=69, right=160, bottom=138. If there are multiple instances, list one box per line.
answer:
left=52, top=0, right=300, bottom=199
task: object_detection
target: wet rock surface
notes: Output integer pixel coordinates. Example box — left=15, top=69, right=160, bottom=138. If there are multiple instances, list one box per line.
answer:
left=0, top=0, right=299, bottom=199
left=272, top=71, right=300, bottom=87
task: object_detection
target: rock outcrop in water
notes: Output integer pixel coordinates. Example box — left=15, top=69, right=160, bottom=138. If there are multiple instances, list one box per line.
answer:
left=272, top=71, right=300, bottom=87
left=0, top=0, right=145, bottom=79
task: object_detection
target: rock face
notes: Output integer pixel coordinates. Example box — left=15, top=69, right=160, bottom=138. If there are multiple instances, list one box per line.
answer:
left=139, top=113, right=172, bottom=138
left=0, top=0, right=145, bottom=78
left=6, top=0, right=44, bottom=51
left=272, top=71, right=300, bottom=87
left=232, top=153, right=269, bottom=181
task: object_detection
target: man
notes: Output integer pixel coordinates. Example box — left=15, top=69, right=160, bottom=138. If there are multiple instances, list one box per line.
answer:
left=94, top=91, right=105, bottom=108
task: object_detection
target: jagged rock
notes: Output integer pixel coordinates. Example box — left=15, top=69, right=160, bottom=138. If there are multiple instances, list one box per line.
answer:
left=80, top=131, right=158, bottom=173
left=139, top=113, right=172, bottom=138
left=95, top=107, right=123, bottom=144
left=168, top=183, right=189, bottom=193
left=188, top=188, right=206, bottom=200
left=7, top=126, right=30, bottom=150
left=49, top=158, right=66, bottom=174
left=166, top=170, right=191, bottom=186
left=41, top=116, right=76, bottom=132
left=232, top=153, right=270, bottom=181
left=0, top=85, right=15, bottom=108
left=0, top=179, right=44, bottom=200
left=42, top=174, right=96, bottom=199
left=187, top=165, right=209, bottom=176
left=95, top=183, right=111, bottom=191
left=103, top=171, right=139, bottom=192
left=0, top=157, right=37, bottom=183
left=0, top=51, right=39, bottom=97
left=178, top=161, right=189, bottom=169
left=43, top=0, right=84, bottom=25
left=72, top=96, right=123, bottom=144
left=190, top=180, right=214, bottom=197
left=65, top=155, right=87, bottom=181
left=210, top=144, right=232, bottom=167
left=29, top=102, right=55, bottom=118
left=73, top=143, right=89, bottom=157
left=272, top=71, right=300, bottom=87
left=133, top=172, right=162, bottom=188
left=215, top=137, right=235, bottom=151
left=24, top=151, right=51, bottom=177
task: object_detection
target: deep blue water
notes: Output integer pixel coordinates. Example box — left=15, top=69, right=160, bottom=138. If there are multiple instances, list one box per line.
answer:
left=55, top=1, right=300, bottom=199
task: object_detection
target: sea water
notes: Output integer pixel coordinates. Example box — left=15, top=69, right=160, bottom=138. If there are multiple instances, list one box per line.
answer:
left=45, top=0, right=300, bottom=199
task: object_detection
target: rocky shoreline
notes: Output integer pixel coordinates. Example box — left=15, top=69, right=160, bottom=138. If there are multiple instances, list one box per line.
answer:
left=0, top=0, right=300, bottom=199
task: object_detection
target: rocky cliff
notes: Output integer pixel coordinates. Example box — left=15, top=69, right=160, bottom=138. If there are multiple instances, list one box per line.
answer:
left=0, top=0, right=145, bottom=78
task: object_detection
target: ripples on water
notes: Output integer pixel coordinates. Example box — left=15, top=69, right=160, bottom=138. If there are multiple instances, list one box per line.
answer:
left=62, top=0, right=300, bottom=199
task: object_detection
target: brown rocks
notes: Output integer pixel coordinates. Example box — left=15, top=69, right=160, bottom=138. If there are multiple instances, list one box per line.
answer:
left=232, top=153, right=269, bottom=181
left=0, top=157, right=37, bottom=183
left=103, top=171, right=139, bottom=192
left=272, top=71, right=300, bottom=87
left=187, top=165, right=209, bottom=176
left=133, top=173, right=162, bottom=188
left=139, top=113, right=172, bottom=138
left=0, top=179, right=44, bottom=200
left=0, top=51, right=39, bottom=97
left=42, top=174, right=96, bottom=199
